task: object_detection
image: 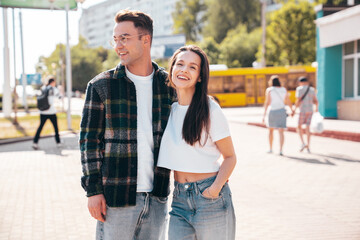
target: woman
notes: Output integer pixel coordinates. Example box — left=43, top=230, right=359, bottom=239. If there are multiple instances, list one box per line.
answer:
left=32, top=78, right=61, bottom=150
left=262, top=75, right=292, bottom=155
left=157, top=45, right=236, bottom=240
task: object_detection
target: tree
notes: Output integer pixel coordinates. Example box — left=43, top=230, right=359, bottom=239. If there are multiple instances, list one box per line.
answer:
left=37, top=36, right=105, bottom=92
left=199, top=37, right=221, bottom=65
left=203, top=0, right=261, bottom=43
left=264, top=0, right=316, bottom=66
left=172, top=0, right=206, bottom=42
left=70, top=37, right=104, bottom=91
left=219, top=24, right=262, bottom=68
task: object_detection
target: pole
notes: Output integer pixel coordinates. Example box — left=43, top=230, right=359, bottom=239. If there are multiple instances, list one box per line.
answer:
left=59, top=45, right=65, bottom=112
left=19, top=10, right=28, bottom=112
left=65, top=3, right=72, bottom=130
left=12, top=8, right=18, bottom=124
left=261, top=0, right=267, bottom=68
left=2, top=8, right=12, bottom=118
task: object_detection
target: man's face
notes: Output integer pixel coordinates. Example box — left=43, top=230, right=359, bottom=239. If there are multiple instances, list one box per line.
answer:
left=112, top=21, right=147, bottom=67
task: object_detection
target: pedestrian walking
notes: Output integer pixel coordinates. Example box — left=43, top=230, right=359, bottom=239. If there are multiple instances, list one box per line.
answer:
left=262, top=75, right=293, bottom=155
left=157, top=45, right=237, bottom=240
left=292, top=76, right=319, bottom=153
left=79, top=9, right=175, bottom=240
left=32, top=78, right=61, bottom=150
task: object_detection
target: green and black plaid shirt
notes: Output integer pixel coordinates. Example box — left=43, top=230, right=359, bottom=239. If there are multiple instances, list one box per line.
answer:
left=80, top=62, right=175, bottom=207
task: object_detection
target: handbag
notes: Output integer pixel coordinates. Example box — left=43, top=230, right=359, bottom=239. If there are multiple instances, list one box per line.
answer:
left=310, top=112, right=324, bottom=133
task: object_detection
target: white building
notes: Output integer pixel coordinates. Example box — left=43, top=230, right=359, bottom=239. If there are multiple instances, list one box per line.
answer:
left=79, top=0, right=184, bottom=58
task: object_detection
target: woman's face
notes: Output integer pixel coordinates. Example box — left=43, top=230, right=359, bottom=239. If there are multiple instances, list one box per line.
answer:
left=171, top=50, right=201, bottom=91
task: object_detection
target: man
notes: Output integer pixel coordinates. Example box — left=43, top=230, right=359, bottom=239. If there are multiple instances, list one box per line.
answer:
left=292, top=76, right=318, bottom=153
left=79, top=10, right=175, bottom=240
left=32, top=78, right=61, bottom=150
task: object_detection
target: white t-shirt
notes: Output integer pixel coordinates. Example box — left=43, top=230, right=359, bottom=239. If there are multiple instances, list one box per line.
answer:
left=266, top=86, right=287, bottom=110
left=157, top=98, right=230, bottom=173
left=125, top=68, right=154, bottom=192
left=40, top=85, right=60, bottom=115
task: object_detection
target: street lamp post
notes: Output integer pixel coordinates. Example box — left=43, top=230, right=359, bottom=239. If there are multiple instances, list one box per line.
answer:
left=65, top=2, right=72, bottom=130
left=49, top=0, right=85, bottom=130
left=261, top=0, right=267, bottom=68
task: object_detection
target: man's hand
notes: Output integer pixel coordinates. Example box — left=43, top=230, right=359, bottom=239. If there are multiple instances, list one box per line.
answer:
left=88, top=194, right=107, bottom=222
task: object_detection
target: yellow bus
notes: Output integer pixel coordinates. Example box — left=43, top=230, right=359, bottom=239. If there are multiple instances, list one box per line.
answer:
left=208, top=66, right=316, bottom=107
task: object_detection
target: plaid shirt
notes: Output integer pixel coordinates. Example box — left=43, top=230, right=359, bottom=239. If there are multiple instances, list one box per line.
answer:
left=80, top=62, right=175, bottom=207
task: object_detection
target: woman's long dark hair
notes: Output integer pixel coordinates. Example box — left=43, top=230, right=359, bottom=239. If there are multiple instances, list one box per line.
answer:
left=168, top=45, right=210, bottom=146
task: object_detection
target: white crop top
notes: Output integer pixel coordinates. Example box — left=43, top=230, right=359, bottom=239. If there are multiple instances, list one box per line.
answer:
left=157, top=99, right=230, bottom=173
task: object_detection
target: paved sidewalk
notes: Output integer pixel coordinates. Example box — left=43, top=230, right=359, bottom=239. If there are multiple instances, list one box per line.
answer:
left=223, top=107, right=360, bottom=142
left=0, top=111, right=359, bottom=239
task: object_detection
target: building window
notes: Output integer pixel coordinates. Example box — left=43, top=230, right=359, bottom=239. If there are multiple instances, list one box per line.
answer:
left=343, top=40, right=360, bottom=99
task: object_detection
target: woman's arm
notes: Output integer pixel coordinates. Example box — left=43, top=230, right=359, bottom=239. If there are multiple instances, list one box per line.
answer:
left=262, top=89, right=271, bottom=123
left=285, top=92, right=293, bottom=113
left=203, top=136, right=237, bottom=198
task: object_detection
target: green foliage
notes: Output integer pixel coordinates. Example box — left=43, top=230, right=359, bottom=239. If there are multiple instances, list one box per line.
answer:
left=263, top=0, right=316, bottom=66
left=71, top=37, right=103, bottom=92
left=219, top=24, right=262, bottom=67
left=204, top=0, right=260, bottom=43
left=199, top=37, right=221, bottom=65
left=37, top=36, right=109, bottom=92
left=102, top=50, right=119, bottom=72
left=172, top=0, right=206, bottom=42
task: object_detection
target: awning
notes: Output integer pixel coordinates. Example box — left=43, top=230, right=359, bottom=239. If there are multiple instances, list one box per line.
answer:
left=315, top=4, right=360, bottom=48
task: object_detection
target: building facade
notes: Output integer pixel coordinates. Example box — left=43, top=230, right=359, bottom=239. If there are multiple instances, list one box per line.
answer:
left=315, top=2, right=360, bottom=120
left=79, top=0, right=184, bottom=59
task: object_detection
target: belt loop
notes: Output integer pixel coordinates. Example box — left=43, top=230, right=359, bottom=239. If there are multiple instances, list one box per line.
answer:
left=194, top=182, right=199, bottom=195
left=174, top=182, right=179, bottom=196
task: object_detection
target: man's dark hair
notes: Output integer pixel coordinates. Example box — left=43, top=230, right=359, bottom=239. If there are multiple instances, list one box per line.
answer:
left=114, top=9, right=153, bottom=44
left=298, top=76, right=308, bottom=82
left=47, top=78, right=55, bottom=86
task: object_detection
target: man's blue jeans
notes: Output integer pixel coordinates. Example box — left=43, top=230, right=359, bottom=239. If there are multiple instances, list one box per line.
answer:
left=96, top=192, right=168, bottom=240
left=169, top=176, right=236, bottom=240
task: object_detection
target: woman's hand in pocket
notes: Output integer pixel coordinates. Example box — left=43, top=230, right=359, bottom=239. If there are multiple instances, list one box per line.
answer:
left=203, top=187, right=220, bottom=199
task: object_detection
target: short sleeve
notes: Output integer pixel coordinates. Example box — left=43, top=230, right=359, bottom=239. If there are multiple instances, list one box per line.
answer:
left=295, top=87, right=300, bottom=98
left=209, top=100, right=231, bottom=142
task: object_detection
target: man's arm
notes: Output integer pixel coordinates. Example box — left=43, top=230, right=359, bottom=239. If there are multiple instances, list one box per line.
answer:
left=313, top=93, right=319, bottom=112
left=79, top=82, right=107, bottom=221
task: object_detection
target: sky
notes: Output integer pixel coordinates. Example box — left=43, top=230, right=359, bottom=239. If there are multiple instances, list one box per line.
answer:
left=0, top=0, right=106, bottom=92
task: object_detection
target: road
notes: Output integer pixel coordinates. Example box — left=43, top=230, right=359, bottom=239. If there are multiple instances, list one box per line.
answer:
left=0, top=115, right=359, bottom=239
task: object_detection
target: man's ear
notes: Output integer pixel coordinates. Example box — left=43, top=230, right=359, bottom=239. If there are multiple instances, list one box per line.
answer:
left=143, top=35, right=151, bottom=45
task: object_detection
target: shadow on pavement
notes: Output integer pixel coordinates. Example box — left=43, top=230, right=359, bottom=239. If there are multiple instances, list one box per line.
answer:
left=312, top=153, right=360, bottom=163
left=0, top=133, right=80, bottom=155
left=284, top=155, right=336, bottom=166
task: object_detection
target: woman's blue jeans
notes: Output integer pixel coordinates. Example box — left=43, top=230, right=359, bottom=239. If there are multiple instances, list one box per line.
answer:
left=169, top=176, right=236, bottom=240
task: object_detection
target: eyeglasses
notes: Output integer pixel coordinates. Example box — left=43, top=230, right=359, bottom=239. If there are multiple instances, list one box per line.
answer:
left=110, top=34, right=145, bottom=47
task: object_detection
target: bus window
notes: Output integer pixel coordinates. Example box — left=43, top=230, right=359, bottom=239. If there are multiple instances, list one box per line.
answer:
left=224, top=76, right=245, bottom=93
left=208, top=76, right=224, bottom=93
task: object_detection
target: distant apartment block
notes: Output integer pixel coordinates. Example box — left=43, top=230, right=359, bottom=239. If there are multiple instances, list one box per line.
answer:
left=79, top=0, right=184, bottom=58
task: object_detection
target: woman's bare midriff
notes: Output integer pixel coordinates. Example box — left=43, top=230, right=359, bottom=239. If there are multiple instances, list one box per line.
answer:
left=174, top=171, right=218, bottom=183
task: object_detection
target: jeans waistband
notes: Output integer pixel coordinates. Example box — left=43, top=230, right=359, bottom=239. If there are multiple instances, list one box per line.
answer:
left=174, top=175, right=217, bottom=195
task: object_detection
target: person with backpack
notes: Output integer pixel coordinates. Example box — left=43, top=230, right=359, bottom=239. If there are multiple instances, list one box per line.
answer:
left=32, top=78, right=61, bottom=150
left=291, top=76, right=319, bottom=153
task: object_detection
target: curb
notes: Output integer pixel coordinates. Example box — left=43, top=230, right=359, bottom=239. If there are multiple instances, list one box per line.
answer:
left=0, top=131, right=78, bottom=145
left=247, top=122, right=360, bottom=142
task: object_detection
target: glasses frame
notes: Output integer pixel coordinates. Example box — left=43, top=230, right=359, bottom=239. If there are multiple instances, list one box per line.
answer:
left=110, top=34, right=146, bottom=47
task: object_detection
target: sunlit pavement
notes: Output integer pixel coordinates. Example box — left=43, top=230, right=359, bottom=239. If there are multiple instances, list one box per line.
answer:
left=0, top=112, right=360, bottom=239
